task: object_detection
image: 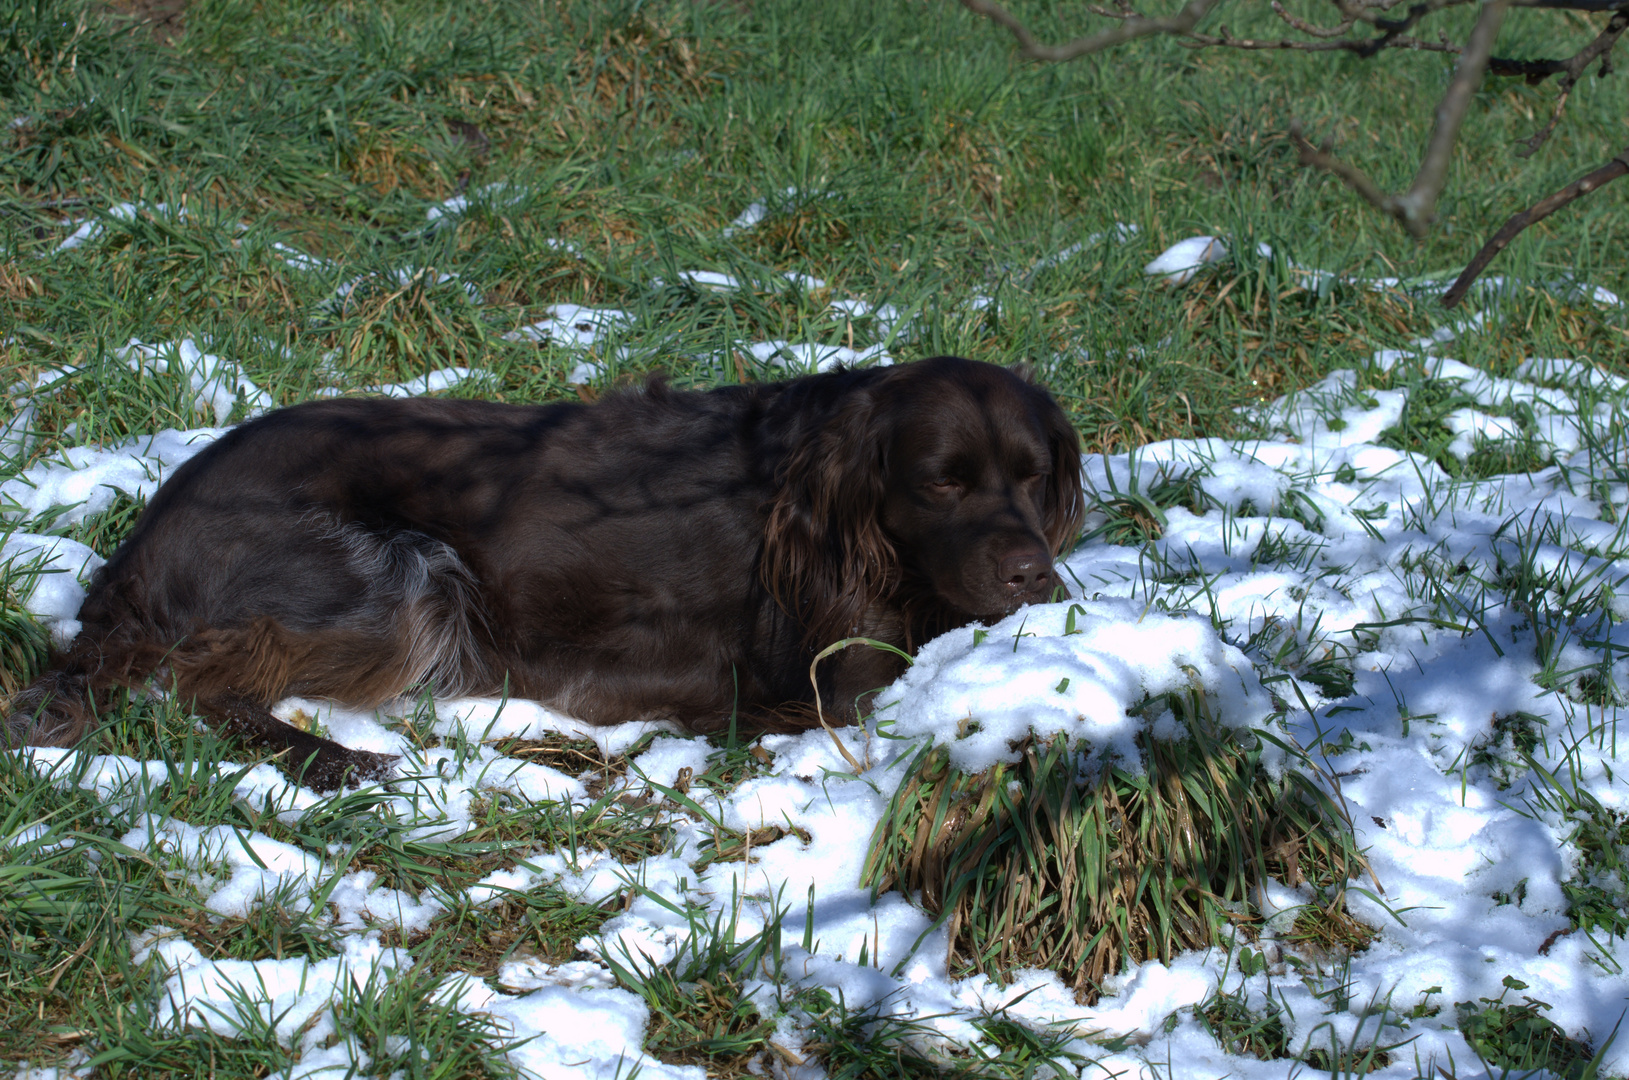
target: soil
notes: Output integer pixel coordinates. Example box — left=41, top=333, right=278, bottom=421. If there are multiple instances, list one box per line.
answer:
left=101, top=0, right=188, bottom=45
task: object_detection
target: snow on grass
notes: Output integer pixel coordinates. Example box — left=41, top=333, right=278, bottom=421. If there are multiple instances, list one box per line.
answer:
left=8, top=226, right=1629, bottom=1077
left=876, top=599, right=1278, bottom=773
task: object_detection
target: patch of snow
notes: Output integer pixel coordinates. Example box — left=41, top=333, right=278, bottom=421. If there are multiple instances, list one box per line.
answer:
left=121, top=338, right=274, bottom=424
left=743, top=341, right=893, bottom=374
left=425, top=182, right=528, bottom=224
left=876, top=598, right=1277, bottom=773
left=0, top=426, right=221, bottom=526
left=332, top=366, right=486, bottom=399
left=505, top=304, right=634, bottom=385
left=52, top=201, right=162, bottom=254
left=0, top=533, right=104, bottom=644
left=1144, top=235, right=1227, bottom=285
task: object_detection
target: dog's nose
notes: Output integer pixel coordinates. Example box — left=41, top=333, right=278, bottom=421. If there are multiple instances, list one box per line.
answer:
left=999, top=550, right=1053, bottom=594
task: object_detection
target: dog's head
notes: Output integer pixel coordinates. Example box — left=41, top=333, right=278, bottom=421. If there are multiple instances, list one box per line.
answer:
left=764, top=356, right=1083, bottom=646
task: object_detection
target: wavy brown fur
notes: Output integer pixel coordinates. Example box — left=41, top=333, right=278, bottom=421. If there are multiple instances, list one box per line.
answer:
left=8, top=357, right=1083, bottom=789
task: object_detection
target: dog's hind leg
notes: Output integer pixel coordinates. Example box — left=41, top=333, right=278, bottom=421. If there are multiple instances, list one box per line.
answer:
left=158, top=520, right=499, bottom=789
left=4, top=626, right=397, bottom=790
left=192, top=692, right=396, bottom=791
left=164, top=618, right=406, bottom=790
left=9, top=521, right=491, bottom=789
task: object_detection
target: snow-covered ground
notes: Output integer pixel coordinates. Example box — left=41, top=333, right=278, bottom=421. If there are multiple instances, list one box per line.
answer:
left=6, top=208, right=1629, bottom=1079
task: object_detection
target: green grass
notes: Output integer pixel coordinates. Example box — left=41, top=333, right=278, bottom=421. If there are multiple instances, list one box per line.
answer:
left=3, top=0, right=1626, bottom=462
left=862, top=684, right=1369, bottom=1003
left=0, top=712, right=649, bottom=1073
left=0, top=551, right=50, bottom=695
left=1457, top=976, right=1606, bottom=1080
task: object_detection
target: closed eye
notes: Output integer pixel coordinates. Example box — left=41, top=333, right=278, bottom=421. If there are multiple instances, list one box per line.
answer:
left=924, top=476, right=962, bottom=494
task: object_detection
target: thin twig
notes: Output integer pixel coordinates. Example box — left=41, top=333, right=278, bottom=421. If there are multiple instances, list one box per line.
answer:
left=1514, top=10, right=1628, bottom=156
left=1442, top=145, right=1629, bottom=307
left=1518, top=81, right=1579, bottom=158
left=958, top=0, right=1226, bottom=61
left=1288, top=123, right=1393, bottom=209
left=1272, top=1, right=1355, bottom=37
left=1289, top=0, right=1509, bottom=236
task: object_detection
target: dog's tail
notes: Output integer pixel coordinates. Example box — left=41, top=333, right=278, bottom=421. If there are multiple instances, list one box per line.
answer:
left=6, top=664, right=97, bottom=748
left=4, top=633, right=167, bottom=750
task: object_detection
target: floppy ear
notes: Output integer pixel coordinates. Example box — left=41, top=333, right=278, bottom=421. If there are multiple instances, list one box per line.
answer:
left=762, top=389, right=897, bottom=648
left=1041, top=398, right=1085, bottom=557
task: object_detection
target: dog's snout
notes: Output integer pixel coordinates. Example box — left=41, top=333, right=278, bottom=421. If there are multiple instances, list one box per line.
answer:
left=999, top=549, right=1053, bottom=595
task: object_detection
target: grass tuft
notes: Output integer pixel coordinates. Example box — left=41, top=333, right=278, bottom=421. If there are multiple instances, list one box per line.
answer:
left=605, top=885, right=786, bottom=1076
left=0, top=556, right=51, bottom=696
left=65, top=488, right=146, bottom=557
left=862, top=687, right=1368, bottom=1002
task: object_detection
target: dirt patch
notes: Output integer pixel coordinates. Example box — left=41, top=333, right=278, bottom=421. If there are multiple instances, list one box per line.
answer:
left=101, top=0, right=187, bottom=45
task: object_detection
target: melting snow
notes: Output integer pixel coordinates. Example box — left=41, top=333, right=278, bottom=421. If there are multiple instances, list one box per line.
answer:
left=11, top=211, right=1629, bottom=1078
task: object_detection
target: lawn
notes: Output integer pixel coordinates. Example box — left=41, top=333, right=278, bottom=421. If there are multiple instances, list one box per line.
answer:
left=3, top=0, right=1629, bottom=1077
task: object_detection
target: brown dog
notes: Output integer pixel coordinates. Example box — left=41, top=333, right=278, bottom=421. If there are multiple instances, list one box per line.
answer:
left=7, top=356, right=1082, bottom=788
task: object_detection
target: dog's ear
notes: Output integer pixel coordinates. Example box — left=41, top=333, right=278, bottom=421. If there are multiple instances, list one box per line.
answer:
left=1041, top=398, right=1085, bottom=557
left=762, top=388, right=896, bottom=648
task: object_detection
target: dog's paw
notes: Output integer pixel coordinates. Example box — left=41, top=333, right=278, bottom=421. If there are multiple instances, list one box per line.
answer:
left=346, top=749, right=400, bottom=788
left=297, top=747, right=399, bottom=792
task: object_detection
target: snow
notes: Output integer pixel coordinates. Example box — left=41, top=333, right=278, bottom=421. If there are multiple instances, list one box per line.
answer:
left=0, top=534, right=103, bottom=644
left=10, top=211, right=1629, bottom=1078
left=1144, top=235, right=1228, bottom=285
left=120, top=338, right=274, bottom=423
left=1028, top=221, right=1140, bottom=278
left=742, top=340, right=893, bottom=374
left=50, top=201, right=163, bottom=254
left=314, top=365, right=486, bottom=399
left=877, top=598, right=1276, bottom=773
left=655, top=269, right=828, bottom=294
left=425, top=182, right=528, bottom=225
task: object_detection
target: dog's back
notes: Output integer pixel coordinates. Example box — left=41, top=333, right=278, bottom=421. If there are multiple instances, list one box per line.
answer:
left=7, top=359, right=1079, bottom=788
left=6, top=386, right=812, bottom=785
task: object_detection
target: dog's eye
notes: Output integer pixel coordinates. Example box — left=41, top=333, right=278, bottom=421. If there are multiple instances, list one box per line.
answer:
left=925, top=477, right=960, bottom=494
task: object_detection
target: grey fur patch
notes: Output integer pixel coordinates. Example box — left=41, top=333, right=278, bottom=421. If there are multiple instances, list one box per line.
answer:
left=320, top=517, right=494, bottom=697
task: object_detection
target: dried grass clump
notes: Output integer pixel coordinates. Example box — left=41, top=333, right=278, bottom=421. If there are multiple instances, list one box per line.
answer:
left=862, top=687, right=1368, bottom=1002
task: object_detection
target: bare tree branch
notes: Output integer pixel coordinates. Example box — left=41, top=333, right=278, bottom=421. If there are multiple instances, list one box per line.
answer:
left=1512, top=10, right=1627, bottom=155
left=960, top=0, right=1628, bottom=63
left=1184, top=27, right=1459, bottom=53
left=957, top=0, right=1226, bottom=61
left=1442, top=146, right=1629, bottom=306
left=1287, top=0, right=1509, bottom=237
left=962, top=0, right=1629, bottom=301
left=1524, top=0, right=1629, bottom=10
left=1356, top=0, right=1463, bottom=57
left=1399, top=0, right=1511, bottom=229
